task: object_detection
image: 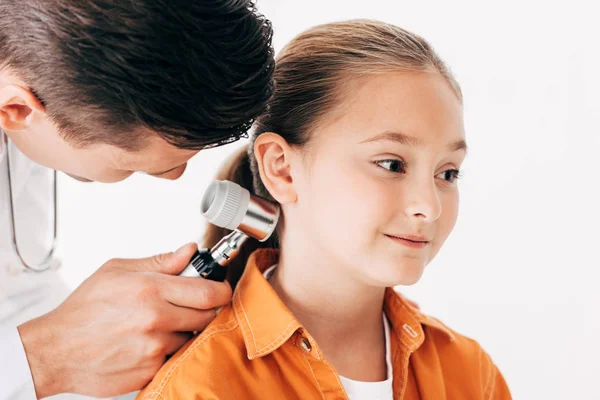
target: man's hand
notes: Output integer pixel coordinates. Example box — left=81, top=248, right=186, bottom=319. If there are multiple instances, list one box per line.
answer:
left=18, top=243, right=231, bottom=399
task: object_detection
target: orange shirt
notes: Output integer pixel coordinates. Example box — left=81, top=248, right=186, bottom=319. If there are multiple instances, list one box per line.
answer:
left=138, top=249, right=511, bottom=399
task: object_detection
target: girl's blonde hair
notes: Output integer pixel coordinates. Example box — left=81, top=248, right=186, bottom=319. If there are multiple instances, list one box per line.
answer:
left=202, top=19, right=461, bottom=289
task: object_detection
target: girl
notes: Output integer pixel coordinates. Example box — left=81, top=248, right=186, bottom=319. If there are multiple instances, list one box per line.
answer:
left=139, top=20, right=511, bottom=400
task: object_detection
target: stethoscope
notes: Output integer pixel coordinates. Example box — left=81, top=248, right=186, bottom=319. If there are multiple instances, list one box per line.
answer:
left=1, top=131, right=58, bottom=272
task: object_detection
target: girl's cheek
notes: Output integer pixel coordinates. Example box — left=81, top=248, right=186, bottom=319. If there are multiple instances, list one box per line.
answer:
left=436, top=192, right=459, bottom=245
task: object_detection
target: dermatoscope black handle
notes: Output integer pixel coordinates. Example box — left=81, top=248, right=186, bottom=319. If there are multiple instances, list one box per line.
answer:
left=184, top=249, right=227, bottom=282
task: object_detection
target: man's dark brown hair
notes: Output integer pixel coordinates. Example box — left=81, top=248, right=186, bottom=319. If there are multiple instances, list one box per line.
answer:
left=0, top=0, right=275, bottom=150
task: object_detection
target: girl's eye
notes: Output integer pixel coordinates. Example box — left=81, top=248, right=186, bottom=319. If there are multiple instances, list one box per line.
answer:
left=437, top=169, right=461, bottom=183
left=375, top=159, right=406, bottom=173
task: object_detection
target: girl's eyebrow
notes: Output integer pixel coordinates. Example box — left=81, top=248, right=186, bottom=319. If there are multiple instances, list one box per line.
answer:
left=359, top=131, right=468, bottom=153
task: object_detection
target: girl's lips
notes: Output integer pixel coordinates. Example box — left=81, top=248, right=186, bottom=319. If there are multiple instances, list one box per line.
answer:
left=385, top=234, right=430, bottom=249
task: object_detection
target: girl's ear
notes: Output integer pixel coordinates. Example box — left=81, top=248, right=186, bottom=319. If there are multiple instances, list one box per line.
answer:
left=253, top=133, right=298, bottom=204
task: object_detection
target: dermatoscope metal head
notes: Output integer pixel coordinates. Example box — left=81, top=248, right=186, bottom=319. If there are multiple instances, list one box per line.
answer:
left=201, top=180, right=280, bottom=242
left=178, top=180, right=281, bottom=280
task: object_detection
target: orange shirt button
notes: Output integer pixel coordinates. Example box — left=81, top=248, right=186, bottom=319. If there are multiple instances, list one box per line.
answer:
left=299, top=338, right=312, bottom=353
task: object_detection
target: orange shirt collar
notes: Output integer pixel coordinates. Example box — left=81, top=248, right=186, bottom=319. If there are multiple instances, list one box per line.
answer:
left=232, top=249, right=455, bottom=360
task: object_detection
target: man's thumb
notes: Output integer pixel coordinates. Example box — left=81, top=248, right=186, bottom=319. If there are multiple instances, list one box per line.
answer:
left=141, top=243, right=199, bottom=275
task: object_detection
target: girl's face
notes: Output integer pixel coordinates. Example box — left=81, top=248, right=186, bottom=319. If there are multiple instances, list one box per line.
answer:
left=290, top=71, right=466, bottom=286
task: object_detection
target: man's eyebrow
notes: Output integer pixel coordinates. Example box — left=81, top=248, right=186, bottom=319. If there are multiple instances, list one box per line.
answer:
left=360, top=131, right=468, bottom=153
left=146, top=164, right=183, bottom=176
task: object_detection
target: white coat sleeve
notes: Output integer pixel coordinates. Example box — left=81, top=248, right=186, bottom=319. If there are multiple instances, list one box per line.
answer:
left=0, top=326, right=37, bottom=400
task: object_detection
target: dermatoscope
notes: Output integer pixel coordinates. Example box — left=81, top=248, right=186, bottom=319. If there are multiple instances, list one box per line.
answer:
left=178, top=180, right=280, bottom=281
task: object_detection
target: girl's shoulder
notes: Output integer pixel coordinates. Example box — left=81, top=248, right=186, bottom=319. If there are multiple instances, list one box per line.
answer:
left=385, top=289, right=511, bottom=399
left=417, top=316, right=511, bottom=399
left=137, top=304, right=245, bottom=400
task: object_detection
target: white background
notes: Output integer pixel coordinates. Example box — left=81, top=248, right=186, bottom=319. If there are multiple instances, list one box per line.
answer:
left=55, top=1, right=599, bottom=399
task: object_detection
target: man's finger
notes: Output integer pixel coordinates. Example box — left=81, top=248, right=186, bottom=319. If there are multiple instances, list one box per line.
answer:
left=162, top=304, right=218, bottom=333
left=161, top=332, right=194, bottom=356
left=125, top=243, right=199, bottom=275
left=158, top=275, right=232, bottom=310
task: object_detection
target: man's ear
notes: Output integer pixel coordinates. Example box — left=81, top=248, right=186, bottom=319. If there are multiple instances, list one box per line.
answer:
left=253, top=133, right=298, bottom=204
left=0, top=84, right=45, bottom=131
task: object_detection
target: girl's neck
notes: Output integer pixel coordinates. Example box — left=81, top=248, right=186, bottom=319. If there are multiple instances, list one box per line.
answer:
left=268, top=234, right=388, bottom=381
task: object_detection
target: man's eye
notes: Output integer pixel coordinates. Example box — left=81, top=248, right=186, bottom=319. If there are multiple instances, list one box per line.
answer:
left=436, top=169, right=461, bottom=183
left=375, top=159, right=406, bottom=173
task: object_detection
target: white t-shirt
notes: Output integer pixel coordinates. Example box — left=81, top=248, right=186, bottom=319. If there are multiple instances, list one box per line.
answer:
left=338, top=315, right=393, bottom=400
left=263, top=265, right=393, bottom=400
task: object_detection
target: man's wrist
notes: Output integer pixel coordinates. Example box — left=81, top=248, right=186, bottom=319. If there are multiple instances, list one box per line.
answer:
left=18, top=314, right=67, bottom=398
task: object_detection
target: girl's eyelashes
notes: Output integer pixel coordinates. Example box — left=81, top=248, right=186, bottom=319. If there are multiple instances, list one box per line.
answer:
left=436, top=168, right=462, bottom=184
left=374, top=158, right=462, bottom=184
left=374, top=159, right=406, bottom=173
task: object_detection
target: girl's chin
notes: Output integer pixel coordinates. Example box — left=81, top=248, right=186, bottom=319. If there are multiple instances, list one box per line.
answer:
left=366, top=262, right=427, bottom=287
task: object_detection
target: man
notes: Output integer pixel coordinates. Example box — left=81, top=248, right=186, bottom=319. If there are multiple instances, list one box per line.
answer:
left=0, top=0, right=274, bottom=398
